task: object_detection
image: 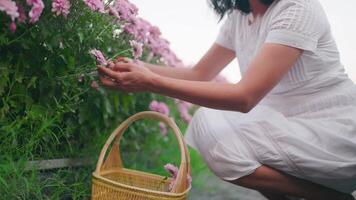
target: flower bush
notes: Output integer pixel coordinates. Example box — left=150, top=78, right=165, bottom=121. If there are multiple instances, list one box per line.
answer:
left=0, top=0, right=196, bottom=199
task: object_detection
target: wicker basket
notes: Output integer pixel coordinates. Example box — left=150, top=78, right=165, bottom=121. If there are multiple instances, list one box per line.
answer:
left=92, top=111, right=191, bottom=200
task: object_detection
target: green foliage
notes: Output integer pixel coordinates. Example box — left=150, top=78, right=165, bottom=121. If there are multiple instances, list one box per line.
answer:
left=0, top=1, right=204, bottom=199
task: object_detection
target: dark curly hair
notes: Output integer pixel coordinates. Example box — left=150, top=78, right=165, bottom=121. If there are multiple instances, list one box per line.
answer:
left=209, top=0, right=275, bottom=19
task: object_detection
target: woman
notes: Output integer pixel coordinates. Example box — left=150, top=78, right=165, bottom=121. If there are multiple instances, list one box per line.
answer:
left=97, top=0, right=356, bottom=199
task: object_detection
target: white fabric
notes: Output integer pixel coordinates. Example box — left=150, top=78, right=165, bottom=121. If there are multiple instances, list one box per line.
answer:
left=184, top=0, right=356, bottom=193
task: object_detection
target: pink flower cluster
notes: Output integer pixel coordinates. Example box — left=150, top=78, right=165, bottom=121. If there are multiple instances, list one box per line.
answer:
left=17, top=3, right=26, bottom=23
left=149, top=100, right=170, bottom=116
left=0, top=0, right=19, bottom=32
left=109, top=0, right=138, bottom=21
left=105, top=0, right=181, bottom=66
left=83, top=0, right=105, bottom=13
left=149, top=100, right=170, bottom=135
left=27, top=0, right=45, bottom=23
left=122, top=15, right=182, bottom=67
left=2, top=0, right=181, bottom=68
left=52, top=0, right=71, bottom=17
left=0, top=0, right=19, bottom=21
left=164, top=163, right=192, bottom=192
left=1, top=0, right=44, bottom=32
left=174, top=99, right=193, bottom=123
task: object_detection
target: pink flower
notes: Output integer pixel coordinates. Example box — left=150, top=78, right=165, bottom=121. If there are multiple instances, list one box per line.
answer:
left=109, top=0, right=138, bottom=21
left=91, top=81, right=99, bottom=90
left=148, top=26, right=161, bottom=39
left=89, top=49, right=108, bottom=66
left=164, top=164, right=179, bottom=179
left=27, top=0, right=44, bottom=23
left=129, top=40, right=143, bottom=60
left=52, top=0, right=71, bottom=17
left=9, top=21, right=16, bottom=32
left=159, top=122, right=167, bottom=136
left=164, top=163, right=192, bottom=191
left=135, top=18, right=151, bottom=42
left=0, top=0, right=19, bottom=21
left=149, top=100, right=169, bottom=116
left=175, top=99, right=193, bottom=123
left=83, top=0, right=105, bottom=13
left=123, top=16, right=139, bottom=36
left=17, top=2, right=26, bottom=23
left=124, top=17, right=151, bottom=43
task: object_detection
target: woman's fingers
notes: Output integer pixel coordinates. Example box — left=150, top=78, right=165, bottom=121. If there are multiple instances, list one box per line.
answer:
left=99, top=76, right=118, bottom=88
left=97, top=66, right=122, bottom=81
left=107, top=61, right=115, bottom=69
left=112, top=63, right=132, bottom=72
left=115, top=56, right=131, bottom=63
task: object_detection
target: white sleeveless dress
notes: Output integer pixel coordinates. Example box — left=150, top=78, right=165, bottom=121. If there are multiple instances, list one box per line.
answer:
left=184, top=0, right=356, bottom=193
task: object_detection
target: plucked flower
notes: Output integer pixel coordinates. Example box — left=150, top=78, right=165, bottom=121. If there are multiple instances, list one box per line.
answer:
left=164, top=163, right=192, bottom=191
left=27, top=0, right=44, bottom=23
left=129, top=40, right=143, bottom=60
left=164, top=164, right=179, bottom=179
left=52, top=0, right=71, bottom=17
left=83, top=0, right=105, bottom=13
left=89, top=49, right=108, bottom=66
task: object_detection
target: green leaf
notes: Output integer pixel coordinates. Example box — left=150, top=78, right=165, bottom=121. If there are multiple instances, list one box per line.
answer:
left=78, top=32, right=84, bottom=44
left=27, top=77, right=38, bottom=89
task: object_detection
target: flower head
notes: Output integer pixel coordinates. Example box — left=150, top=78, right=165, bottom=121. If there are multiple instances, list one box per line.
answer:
left=89, top=49, right=108, bottom=66
left=83, top=0, right=105, bottom=13
left=17, top=2, right=26, bottom=23
left=9, top=22, right=16, bottom=32
left=149, top=100, right=169, bottom=116
left=0, top=0, right=19, bottom=21
left=159, top=122, right=167, bottom=136
left=91, top=81, right=99, bottom=90
left=174, top=99, right=193, bottom=123
left=129, top=40, right=143, bottom=60
left=109, top=0, right=138, bottom=21
left=52, top=0, right=71, bottom=17
left=27, top=0, right=45, bottom=23
left=164, top=163, right=192, bottom=191
left=164, top=163, right=179, bottom=179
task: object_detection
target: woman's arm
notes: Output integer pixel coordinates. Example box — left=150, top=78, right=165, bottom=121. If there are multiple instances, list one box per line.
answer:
left=140, top=43, right=235, bottom=81
left=98, top=43, right=301, bottom=113
left=149, top=43, right=302, bottom=112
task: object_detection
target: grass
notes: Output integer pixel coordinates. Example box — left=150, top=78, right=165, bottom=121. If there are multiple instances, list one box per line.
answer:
left=0, top=103, right=214, bottom=199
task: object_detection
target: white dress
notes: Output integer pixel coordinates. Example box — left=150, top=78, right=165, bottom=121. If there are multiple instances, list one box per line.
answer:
left=184, top=0, right=356, bottom=193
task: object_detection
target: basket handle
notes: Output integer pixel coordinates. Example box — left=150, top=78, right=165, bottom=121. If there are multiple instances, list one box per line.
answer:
left=94, top=111, right=191, bottom=193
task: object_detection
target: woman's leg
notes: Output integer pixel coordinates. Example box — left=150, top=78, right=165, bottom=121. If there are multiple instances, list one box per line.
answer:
left=226, top=165, right=353, bottom=200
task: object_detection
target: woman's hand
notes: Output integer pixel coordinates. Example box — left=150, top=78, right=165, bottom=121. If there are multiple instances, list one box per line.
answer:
left=97, top=60, right=160, bottom=93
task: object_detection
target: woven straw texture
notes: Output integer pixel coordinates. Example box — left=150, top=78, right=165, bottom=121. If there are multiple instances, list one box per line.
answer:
left=92, top=111, right=191, bottom=200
